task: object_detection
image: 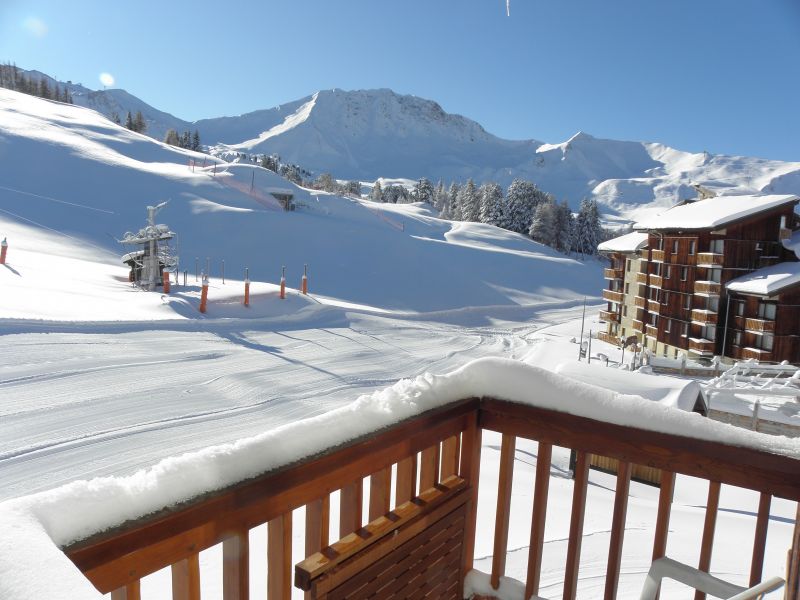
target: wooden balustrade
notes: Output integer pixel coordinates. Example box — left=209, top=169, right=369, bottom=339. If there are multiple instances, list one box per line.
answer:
left=604, top=268, right=624, bottom=280
left=694, top=280, right=721, bottom=296
left=602, top=289, right=624, bottom=304
left=62, top=397, right=800, bottom=600
left=650, top=249, right=665, bottom=262
left=697, top=252, right=724, bottom=267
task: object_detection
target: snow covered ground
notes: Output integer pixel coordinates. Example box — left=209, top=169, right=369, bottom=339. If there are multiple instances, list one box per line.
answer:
left=0, top=89, right=796, bottom=599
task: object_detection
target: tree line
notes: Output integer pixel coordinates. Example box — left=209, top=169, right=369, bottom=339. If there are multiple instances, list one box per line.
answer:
left=0, top=63, right=73, bottom=104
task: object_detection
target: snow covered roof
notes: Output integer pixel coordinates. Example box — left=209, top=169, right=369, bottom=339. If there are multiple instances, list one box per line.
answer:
left=725, top=261, right=800, bottom=297
left=553, top=361, right=703, bottom=412
left=266, top=187, right=294, bottom=196
left=634, top=194, right=797, bottom=231
left=597, top=231, right=649, bottom=253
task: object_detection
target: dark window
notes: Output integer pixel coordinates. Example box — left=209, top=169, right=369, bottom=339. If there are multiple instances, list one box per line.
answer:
left=672, top=240, right=679, bottom=254
left=689, top=240, right=696, bottom=255
left=680, top=267, right=688, bottom=281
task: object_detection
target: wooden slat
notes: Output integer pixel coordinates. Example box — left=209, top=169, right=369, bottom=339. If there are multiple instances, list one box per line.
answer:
left=297, top=478, right=469, bottom=594
left=479, top=398, right=800, bottom=500
left=440, top=435, right=460, bottom=479
left=66, top=399, right=478, bottom=593
left=419, top=444, right=441, bottom=491
left=604, top=460, right=631, bottom=600
left=369, top=467, right=391, bottom=521
left=458, top=410, right=482, bottom=599
left=652, top=470, right=676, bottom=562
left=339, top=479, right=363, bottom=537
left=223, top=532, right=249, bottom=600
left=787, top=503, right=800, bottom=600
left=694, top=480, right=721, bottom=600
left=563, top=450, right=590, bottom=600
left=395, top=455, right=417, bottom=506
left=110, top=580, right=140, bottom=600
left=749, top=492, right=771, bottom=587
left=171, top=553, right=200, bottom=600
left=267, top=513, right=292, bottom=600
left=305, top=496, right=329, bottom=556
left=491, top=433, right=516, bottom=589
left=525, top=441, right=552, bottom=600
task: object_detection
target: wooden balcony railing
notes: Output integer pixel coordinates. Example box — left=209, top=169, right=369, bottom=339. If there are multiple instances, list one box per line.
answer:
left=694, top=280, right=721, bottom=296
left=29, top=395, right=800, bottom=600
left=649, top=274, right=663, bottom=288
left=599, top=310, right=619, bottom=323
left=689, top=338, right=715, bottom=355
left=634, top=295, right=646, bottom=309
left=646, top=324, right=658, bottom=338
left=602, top=289, right=624, bottom=304
left=636, top=272, right=648, bottom=285
left=745, top=318, right=776, bottom=333
left=633, top=319, right=645, bottom=333
left=604, top=268, right=624, bottom=280
left=737, top=347, right=774, bottom=362
left=650, top=249, right=665, bottom=262
left=691, top=309, right=718, bottom=325
left=597, top=331, right=621, bottom=346
left=647, top=299, right=660, bottom=314
left=697, top=252, right=724, bottom=267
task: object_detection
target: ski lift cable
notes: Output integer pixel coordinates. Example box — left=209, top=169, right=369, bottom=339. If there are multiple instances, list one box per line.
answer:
left=0, top=206, right=112, bottom=254
left=0, top=184, right=115, bottom=215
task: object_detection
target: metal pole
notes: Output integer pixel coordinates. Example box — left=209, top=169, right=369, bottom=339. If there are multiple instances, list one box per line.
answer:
left=587, top=330, right=592, bottom=364
left=206, top=257, right=210, bottom=279
left=578, top=297, right=587, bottom=361
left=222, top=259, right=225, bottom=284
left=183, top=270, right=187, bottom=286
left=195, top=257, right=198, bottom=282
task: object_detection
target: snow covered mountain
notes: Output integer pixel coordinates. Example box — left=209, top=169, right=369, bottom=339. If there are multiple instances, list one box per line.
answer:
left=11, top=68, right=800, bottom=223
left=0, top=88, right=601, bottom=315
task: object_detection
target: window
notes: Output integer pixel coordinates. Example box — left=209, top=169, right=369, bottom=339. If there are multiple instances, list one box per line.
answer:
left=758, top=334, right=774, bottom=351
left=710, top=239, right=724, bottom=254
left=681, top=322, right=689, bottom=337
left=649, top=313, right=658, bottom=326
left=680, top=267, right=688, bottom=281
left=626, top=259, right=631, bottom=272
left=672, top=240, right=679, bottom=254
left=663, top=292, right=670, bottom=305
left=707, top=297, right=719, bottom=312
left=684, top=295, right=692, bottom=310
left=702, top=325, right=716, bottom=341
left=736, top=300, right=745, bottom=316
left=758, top=302, right=777, bottom=320
left=657, top=237, right=664, bottom=250
left=664, top=265, right=671, bottom=279
left=733, top=331, right=742, bottom=346
left=709, top=268, right=721, bottom=283
left=665, top=318, right=671, bottom=333
left=623, top=305, right=628, bottom=317
left=689, top=240, right=696, bottom=255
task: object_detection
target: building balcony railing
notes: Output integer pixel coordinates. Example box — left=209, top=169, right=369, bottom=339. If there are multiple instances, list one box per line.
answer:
left=602, top=289, right=624, bottom=304
left=737, top=346, right=774, bottom=362
left=597, top=331, right=621, bottom=346
left=632, top=319, right=644, bottom=333
left=634, top=295, right=646, bottom=309
left=635, top=272, right=648, bottom=285
left=649, top=274, right=663, bottom=289
left=694, top=280, right=721, bottom=296
left=645, top=324, right=658, bottom=338
left=599, top=310, right=619, bottom=323
left=691, top=309, right=718, bottom=325
left=604, top=268, right=624, bottom=280
left=697, top=252, right=724, bottom=267
left=45, top=388, right=799, bottom=600
left=650, top=249, right=665, bottom=262
left=647, top=299, right=661, bottom=314
left=688, top=337, right=715, bottom=355
left=744, top=318, right=776, bottom=333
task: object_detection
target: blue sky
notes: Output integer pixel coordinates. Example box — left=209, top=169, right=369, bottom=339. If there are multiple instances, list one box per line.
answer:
left=1, top=0, right=799, bottom=160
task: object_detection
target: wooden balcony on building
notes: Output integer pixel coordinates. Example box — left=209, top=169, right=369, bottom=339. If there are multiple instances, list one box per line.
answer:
left=604, top=267, right=624, bottom=280
left=635, top=272, right=648, bottom=285
left=597, top=331, right=621, bottom=346
left=649, top=274, right=663, bottom=288
left=688, top=337, right=715, bottom=355
left=691, top=309, right=718, bottom=325
left=647, top=299, right=661, bottom=314
left=645, top=324, right=658, bottom=338
left=54, top=394, right=800, bottom=600
left=697, top=252, right=724, bottom=267
left=744, top=318, right=776, bottom=333
left=634, top=295, right=646, bottom=309
left=737, top=346, right=774, bottom=362
left=650, top=249, right=665, bottom=262
left=780, top=227, right=793, bottom=241
left=632, top=319, right=644, bottom=333
left=599, top=310, right=619, bottom=323
left=694, top=280, right=721, bottom=296
left=602, top=289, right=624, bottom=304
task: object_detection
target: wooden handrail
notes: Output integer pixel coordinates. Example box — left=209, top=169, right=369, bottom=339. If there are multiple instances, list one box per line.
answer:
left=60, top=395, right=800, bottom=600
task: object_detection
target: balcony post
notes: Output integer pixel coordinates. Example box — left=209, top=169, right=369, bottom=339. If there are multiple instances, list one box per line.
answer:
left=459, top=410, right=482, bottom=597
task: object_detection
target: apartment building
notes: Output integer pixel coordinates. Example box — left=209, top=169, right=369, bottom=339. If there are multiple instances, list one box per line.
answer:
left=598, top=194, right=799, bottom=363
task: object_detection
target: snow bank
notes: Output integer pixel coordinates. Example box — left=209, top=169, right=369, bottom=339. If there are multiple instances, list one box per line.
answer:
left=1, top=357, right=798, bottom=599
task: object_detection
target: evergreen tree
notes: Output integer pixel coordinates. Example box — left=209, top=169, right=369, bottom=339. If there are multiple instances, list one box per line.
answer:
left=370, top=181, right=383, bottom=203
left=458, top=179, right=479, bottom=222
left=344, top=180, right=361, bottom=196
left=447, top=182, right=461, bottom=221
left=110, top=111, right=121, bottom=125
left=191, top=130, right=201, bottom=152
left=574, top=197, right=602, bottom=257
left=529, top=199, right=557, bottom=247
left=315, top=173, right=336, bottom=192
left=164, top=129, right=180, bottom=146
left=478, top=182, right=505, bottom=226
left=125, top=111, right=134, bottom=130
left=38, top=78, right=51, bottom=99
left=506, top=179, right=547, bottom=234
left=433, top=181, right=446, bottom=213
left=554, top=200, right=575, bottom=254
left=412, top=177, right=435, bottom=204
left=133, top=111, right=146, bottom=133
left=261, top=154, right=279, bottom=172
left=180, top=130, right=191, bottom=149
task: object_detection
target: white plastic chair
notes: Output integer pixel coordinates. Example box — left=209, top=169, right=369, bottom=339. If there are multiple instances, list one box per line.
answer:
left=640, top=557, right=784, bottom=600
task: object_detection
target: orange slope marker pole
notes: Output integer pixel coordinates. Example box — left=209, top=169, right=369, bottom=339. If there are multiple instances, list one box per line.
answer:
left=244, top=267, right=250, bottom=307
left=0, top=238, right=7, bottom=265
left=199, top=273, right=209, bottom=313
left=301, top=264, right=308, bottom=295
left=162, top=270, right=170, bottom=293
left=280, top=266, right=286, bottom=300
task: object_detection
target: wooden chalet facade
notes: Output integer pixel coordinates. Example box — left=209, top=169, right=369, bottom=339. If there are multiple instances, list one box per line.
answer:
left=599, top=194, right=800, bottom=364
